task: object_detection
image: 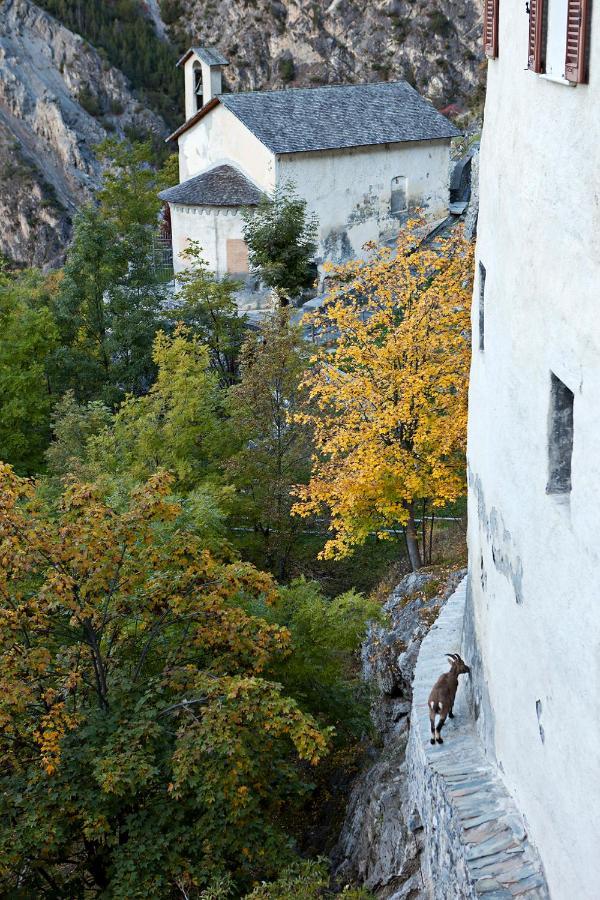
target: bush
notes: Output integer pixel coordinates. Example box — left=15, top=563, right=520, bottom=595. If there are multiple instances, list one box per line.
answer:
left=426, top=9, right=454, bottom=38
left=279, top=55, right=296, bottom=83
left=244, top=859, right=374, bottom=898
left=245, top=577, right=381, bottom=738
left=78, top=85, right=102, bottom=117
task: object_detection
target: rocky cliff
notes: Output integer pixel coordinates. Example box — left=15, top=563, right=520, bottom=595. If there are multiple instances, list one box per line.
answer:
left=0, top=0, right=166, bottom=267
left=163, top=0, right=483, bottom=111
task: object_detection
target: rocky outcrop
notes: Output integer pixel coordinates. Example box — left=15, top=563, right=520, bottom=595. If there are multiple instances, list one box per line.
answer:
left=0, top=0, right=167, bottom=267
left=164, top=0, right=483, bottom=110
left=333, top=568, right=466, bottom=898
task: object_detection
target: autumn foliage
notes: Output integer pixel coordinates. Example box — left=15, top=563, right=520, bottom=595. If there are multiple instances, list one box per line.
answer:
left=0, top=465, right=329, bottom=896
left=293, top=220, right=473, bottom=569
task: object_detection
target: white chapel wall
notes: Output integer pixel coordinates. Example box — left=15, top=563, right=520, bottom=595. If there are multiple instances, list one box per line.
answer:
left=277, top=139, right=450, bottom=264
left=177, top=103, right=276, bottom=190
left=170, top=204, right=248, bottom=278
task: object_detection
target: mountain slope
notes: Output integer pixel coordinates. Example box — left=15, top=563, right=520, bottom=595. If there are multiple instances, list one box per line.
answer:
left=0, top=0, right=167, bottom=267
left=163, top=0, right=483, bottom=110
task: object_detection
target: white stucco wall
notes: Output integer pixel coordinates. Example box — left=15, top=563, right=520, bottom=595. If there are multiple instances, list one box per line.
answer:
left=177, top=102, right=276, bottom=190
left=277, top=140, right=451, bottom=263
left=170, top=204, right=248, bottom=277
left=467, top=2, right=600, bottom=897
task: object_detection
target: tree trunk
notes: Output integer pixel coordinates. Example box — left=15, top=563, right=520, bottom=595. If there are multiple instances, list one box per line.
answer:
left=405, top=503, right=423, bottom=571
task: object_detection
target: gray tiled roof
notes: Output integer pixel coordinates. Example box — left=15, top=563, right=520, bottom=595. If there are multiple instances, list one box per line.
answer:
left=177, top=46, right=229, bottom=68
left=218, top=81, right=460, bottom=154
left=192, top=47, right=229, bottom=67
left=158, top=164, right=263, bottom=207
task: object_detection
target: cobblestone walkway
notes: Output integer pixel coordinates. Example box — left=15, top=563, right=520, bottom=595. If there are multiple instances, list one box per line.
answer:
left=408, top=579, right=550, bottom=899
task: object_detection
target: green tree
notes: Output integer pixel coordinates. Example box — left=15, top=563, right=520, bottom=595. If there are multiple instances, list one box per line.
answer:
left=174, top=242, right=247, bottom=387
left=0, top=265, right=59, bottom=473
left=0, top=466, right=330, bottom=896
left=242, top=183, right=318, bottom=306
left=226, top=312, right=313, bottom=579
left=53, top=141, right=171, bottom=405
left=45, top=391, right=113, bottom=482
left=248, top=578, right=380, bottom=738
left=52, top=205, right=161, bottom=404
left=96, top=138, right=168, bottom=230
left=85, top=327, right=228, bottom=491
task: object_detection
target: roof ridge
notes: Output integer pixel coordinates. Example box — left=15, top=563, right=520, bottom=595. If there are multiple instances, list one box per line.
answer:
left=220, top=79, right=412, bottom=100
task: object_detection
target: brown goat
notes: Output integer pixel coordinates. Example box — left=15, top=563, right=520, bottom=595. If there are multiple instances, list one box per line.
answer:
left=427, top=653, right=470, bottom=744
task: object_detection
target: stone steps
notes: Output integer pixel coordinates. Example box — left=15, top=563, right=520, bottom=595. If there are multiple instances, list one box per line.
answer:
left=406, top=579, right=550, bottom=900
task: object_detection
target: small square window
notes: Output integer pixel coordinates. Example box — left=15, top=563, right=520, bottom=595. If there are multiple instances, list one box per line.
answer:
left=546, top=372, right=574, bottom=494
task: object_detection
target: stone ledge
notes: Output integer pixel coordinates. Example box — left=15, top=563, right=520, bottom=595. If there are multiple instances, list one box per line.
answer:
left=406, top=578, right=549, bottom=900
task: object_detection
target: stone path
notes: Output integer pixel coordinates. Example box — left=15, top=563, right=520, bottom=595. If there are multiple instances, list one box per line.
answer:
left=407, top=579, right=550, bottom=900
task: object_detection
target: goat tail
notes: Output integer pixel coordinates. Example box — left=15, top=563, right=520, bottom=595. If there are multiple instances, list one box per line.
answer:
left=428, top=700, right=441, bottom=713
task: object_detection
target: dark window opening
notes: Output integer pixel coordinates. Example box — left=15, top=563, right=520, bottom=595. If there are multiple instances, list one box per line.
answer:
left=478, top=261, right=486, bottom=352
left=391, top=175, right=408, bottom=216
left=193, top=65, right=203, bottom=111
left=546, top=372, right=574, bottom=494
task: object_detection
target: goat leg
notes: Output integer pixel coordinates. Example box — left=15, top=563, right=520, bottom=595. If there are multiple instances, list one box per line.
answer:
left=429, top=705, right=437, bottom=745
left=435, top=713, right=448, bottom=744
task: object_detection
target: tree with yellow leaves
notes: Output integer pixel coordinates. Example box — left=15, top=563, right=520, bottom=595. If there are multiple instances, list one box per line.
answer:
left=293, top=220, right=473, bottom=570
left=0, top=464, right=330, bottom=896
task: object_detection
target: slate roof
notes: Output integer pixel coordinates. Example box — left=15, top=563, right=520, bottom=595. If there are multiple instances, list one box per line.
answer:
left=176, top=47, right=229, bottom=68
left=158, top=164, right=264, bottom=207
left=168, top=81, right=460, bottom=150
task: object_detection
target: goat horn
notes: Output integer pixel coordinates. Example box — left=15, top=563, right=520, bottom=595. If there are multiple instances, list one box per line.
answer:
left=446, top=653, right=459, bottom=660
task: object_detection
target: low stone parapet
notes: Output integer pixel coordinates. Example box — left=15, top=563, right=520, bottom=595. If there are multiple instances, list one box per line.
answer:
left=407, top=578, right=549, bottom=899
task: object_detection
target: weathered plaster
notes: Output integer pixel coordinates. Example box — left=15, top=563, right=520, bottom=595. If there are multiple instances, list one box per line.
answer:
left=467, top=1, right=600, bottom=896
left=276, top=140, right=450, bottom=263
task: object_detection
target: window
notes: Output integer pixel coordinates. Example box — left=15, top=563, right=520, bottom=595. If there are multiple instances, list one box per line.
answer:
left=483, top=0, right=499, bottom=58
left=193, top=64, right=203, bottom=111
left=478, top=262, right=486, bottom=352
left=528, top=0, right=590, bottom=83
left=226, top=239, right=249, bottom=275
left=390, top=176, right=408, bottom=216
left=545, top=0, right=570, bottom=78
left=546, top=372, right=574, bottom=494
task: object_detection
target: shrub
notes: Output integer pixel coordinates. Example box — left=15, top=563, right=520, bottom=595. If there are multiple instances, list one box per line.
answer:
left=78, top=85, right=102, bottom=117
left=279, top=55, right=296, bottom=83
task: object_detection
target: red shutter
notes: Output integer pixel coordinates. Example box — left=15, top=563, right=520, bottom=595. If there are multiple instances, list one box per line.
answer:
left=527, top=0, right=546, bottom=73
left=565, top=0, right=590, bottom=83
left=483, top=0, right=499, bottom=58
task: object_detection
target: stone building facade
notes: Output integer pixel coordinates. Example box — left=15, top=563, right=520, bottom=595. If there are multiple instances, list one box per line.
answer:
left=467, top=1, right=600, bottom=897
left=159, top=47, right=459, bottom=281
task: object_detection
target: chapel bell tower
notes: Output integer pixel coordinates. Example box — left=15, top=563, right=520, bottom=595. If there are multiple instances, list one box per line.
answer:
left=177, top=46, right=229, bottom=120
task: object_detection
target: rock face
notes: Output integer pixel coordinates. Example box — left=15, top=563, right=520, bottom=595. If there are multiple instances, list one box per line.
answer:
left=333, top=568, right=466, bottom=898
left=164, top=0, right=483, bottom=110
left=0, top=0, right=166, bottom=267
